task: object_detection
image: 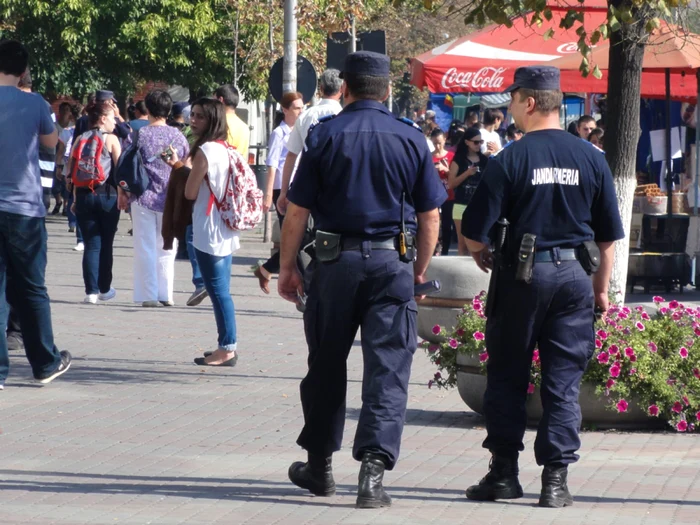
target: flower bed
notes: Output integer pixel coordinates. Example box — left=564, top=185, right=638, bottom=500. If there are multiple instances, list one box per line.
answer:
left=425, top=293, right=700, bottom=432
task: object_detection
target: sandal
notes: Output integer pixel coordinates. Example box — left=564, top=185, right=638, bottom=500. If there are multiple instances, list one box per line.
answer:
left=254, top=265, right=271, bottom=294
left=194, top=354, right=238, bottom=367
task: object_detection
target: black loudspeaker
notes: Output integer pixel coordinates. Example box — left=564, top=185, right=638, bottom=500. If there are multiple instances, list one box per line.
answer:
left=326, top=30, right=386, bottom=70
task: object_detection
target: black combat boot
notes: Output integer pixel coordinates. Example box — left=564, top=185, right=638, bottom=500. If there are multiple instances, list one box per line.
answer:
left=356, top=453, right=392, bottom=509
left=538, top=464, right=573, bottom=508
left=465, top=454, right=523, bottom=501
left=288, top=453, right=336, bottom=496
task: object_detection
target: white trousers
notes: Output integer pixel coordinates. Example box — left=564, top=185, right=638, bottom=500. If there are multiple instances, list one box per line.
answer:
left=131, top=202, right=177, bottom=303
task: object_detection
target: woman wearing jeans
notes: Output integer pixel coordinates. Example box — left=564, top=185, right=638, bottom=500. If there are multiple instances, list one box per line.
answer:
left=168, top=98, right=241, bottom=366
left=68, top=102, right=122, bottom=304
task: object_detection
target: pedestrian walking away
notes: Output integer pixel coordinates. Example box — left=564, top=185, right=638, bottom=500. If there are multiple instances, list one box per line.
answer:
left=278, top=50, right=445, bottom=509
left=461, top=66, right=624, bottom=508
left=0, top=40, right=72, bottom=387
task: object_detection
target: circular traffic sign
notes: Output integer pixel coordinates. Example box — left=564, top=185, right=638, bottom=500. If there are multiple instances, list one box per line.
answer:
left=268, top=56, right=318, bottom=104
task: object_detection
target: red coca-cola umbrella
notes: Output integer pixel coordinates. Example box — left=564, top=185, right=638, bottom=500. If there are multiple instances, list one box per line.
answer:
left=411, top=0, right=608, bottom=93
left=552, top=22, right=700, bottom=101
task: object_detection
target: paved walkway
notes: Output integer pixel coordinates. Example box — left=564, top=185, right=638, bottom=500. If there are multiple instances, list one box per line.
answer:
left=1, top=216, right=699, bottom=524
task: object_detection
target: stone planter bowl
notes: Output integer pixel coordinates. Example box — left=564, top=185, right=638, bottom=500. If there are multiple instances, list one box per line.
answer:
left=418, top=255, right=666, bottom=431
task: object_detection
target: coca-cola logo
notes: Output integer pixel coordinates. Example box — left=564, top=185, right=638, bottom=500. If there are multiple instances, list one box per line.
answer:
left=441, top=67, right=507, bottom=90
left=556, top=42, right=579, bottom=54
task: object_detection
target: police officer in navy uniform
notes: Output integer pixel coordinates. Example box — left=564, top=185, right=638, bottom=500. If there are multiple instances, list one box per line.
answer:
left=462, top=66, right=624, bottom=507
left=278, top=51, right=446, bottom=508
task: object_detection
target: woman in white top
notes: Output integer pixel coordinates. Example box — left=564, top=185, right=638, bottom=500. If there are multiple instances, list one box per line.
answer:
left=168, top=98, right=241, bottom=366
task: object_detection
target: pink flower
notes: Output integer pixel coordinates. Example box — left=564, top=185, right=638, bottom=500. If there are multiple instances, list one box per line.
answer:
left=597, top=352, right=610, bottom=364
left=610, top=364, right=621, bottom=378
left=456, top=328, right=465, bottom=337
left=687, top=340, right=695, bottom=348
left=629, top=368, right=637, bottom=375
left=616, top=399, right=629, bottom=412
left=527, top=383, right=535, bottom=394
left=479, top=352, right=489, bottom=363
left=596, top=329, right=608, bottom=340
left=608, top=344, right=619, bottom=355
left=672, top=401, right=683, bottom=414
left=622, top=307, right=631, bottom=314
left=684, top=396, right=690, bottom=406
left=595, top=339, right=602, bottom=349
left=625, top=347, right=634, bottom=357
left=673, top=312, right=682, bottom=321
left=428, top=380, right=434, bottom=389
left=660, top=307, right=669, bottom=315
left=629, top=354, right=637, bottom=362
left=428, top=344, right=439, bottom=353
left=648, top=342, right=658, bottom=353
left=618, top=312, right=629, bottom=320
left=680, top=347, right=689, bottom=359
left=635, top=305, right=644, bottom=312
left=473, top=331, right=485, bottom=341
left=449, top=338, right=459, bottom=349
left=668, top=378, right=677, bottom=385
left=653, top=296, right=665, bottom=304
left=669, top=300, right=680, bottom=309
left=532, top=349, right=540, bottom=362
left=694, top=327, right=700, bottom=337
left=623, top=328, right=631, bottom=335
left=641, top=312, right=650, bottom=320
left=696, top=411, right=700, bottom=421
left=694, top=368, right=700, bottom=379
left=635, top=322, right=645, bottom=331
left=677, top=420, right=688, bottom=432
left=649, top=404, right=660, bottom=416
left=432, top=325, right=441, bottom=335
left=606, top=379, right=615, bottom=389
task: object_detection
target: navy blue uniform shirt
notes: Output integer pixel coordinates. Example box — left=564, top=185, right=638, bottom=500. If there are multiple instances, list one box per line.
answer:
left=463, top=129, right=624, bottom=249
left=288, top=100, right=447, bottom=238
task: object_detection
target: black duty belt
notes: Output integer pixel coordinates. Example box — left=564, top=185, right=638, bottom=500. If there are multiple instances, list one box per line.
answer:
left=341, top=238, right=397, bottom=251
left=534, top=249, right=578, bottom=263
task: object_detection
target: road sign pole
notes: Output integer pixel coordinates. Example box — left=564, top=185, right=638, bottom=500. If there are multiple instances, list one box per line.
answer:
left=283, top=0, right=297, bottom=94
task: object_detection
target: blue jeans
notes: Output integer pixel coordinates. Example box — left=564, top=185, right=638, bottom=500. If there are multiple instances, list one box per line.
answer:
left=0, top=212, right=62, bottom=382
left=75, top=190, right=120, bottom=295
left=186, top=225, right=204, bottom=289
left=66, top=193, right=84, bottom=243
left=195, top=249, right=236, bottom=351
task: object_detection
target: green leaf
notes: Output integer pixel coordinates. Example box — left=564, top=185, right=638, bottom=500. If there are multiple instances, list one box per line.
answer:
left=543, top=7, right=552, bottom=21
left=590, top=29, right=602, bottom=45
left=543, top=27, right=555, bottom=40
left=609, top=15, right=621, bottom=33
left=592, top=64, right=602, bottom=79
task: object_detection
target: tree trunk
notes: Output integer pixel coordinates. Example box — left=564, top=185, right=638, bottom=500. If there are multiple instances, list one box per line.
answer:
left=603, top=0, right=654, bottom=303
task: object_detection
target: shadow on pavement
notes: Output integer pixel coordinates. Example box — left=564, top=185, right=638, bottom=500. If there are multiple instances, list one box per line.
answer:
left=345, top=407, right=484, bottom=429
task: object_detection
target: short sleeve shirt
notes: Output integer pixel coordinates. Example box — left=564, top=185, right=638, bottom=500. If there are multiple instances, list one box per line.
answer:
left=479, top=128, right=502, bottom=155
left=0, top=87, right=55, bottom=218
left=134, top=125, right=190, bottom=213
left=288, top=100, right=447, bottom=238
left=462, top=129, right=624, bottom=249
left=286, top=99, right=343, bottom=156
left=226, top=112, right=249, bottom=160
left=265, top=121, right=292, bottom=190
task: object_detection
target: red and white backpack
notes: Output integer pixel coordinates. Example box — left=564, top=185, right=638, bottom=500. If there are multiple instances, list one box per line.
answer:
left=206, top=141, right=263, bottom=231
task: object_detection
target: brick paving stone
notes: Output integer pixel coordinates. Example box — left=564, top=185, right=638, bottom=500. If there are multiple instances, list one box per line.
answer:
left=0, top=216, right=699, bottom=524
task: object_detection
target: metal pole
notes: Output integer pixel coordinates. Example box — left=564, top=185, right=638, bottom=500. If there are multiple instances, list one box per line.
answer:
left=351, top=16, right=357, bottom=52
left=283, top=0, right=297, bottom=94
left=665, top=68, right=672, bottom=216
left=695, top=68, right=700, bottom=216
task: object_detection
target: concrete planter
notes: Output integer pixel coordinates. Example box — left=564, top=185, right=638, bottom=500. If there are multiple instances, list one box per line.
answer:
left=419, top=255, right=665, bottom=431
left=455, top=352, right=663, bottom=429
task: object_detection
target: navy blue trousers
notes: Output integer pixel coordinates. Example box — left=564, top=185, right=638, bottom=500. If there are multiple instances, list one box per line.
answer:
left=297, top=244, right=417, bottom=470
left=483, top=250, right=595, bottom=466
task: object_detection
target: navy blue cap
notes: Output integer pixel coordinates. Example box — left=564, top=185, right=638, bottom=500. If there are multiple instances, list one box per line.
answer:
left=96, top=89, right=116, bottom=102
left=504, top=66, right=560, bottom=93
left=172, top=101, right=189, bottom=116
left=339, top=51, right=390, bottom=79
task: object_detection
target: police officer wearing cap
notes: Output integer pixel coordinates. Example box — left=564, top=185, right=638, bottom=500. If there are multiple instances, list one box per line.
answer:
left=278, top=50, right=446, bottom=508
left=462, top=66, right=624, bottom=507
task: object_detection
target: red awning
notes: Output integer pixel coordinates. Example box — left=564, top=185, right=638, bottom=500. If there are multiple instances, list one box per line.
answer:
left=411, top=1, right=608, bottom=93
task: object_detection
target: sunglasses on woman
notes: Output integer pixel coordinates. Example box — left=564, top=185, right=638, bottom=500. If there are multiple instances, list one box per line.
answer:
left=468, top=139, right=484, bottom=145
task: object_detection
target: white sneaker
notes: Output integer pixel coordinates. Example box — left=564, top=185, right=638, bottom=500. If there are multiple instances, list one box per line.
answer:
left=73, top=242, right=85, bottom=252
left=83, top=294, right=98, bottom=304
left=98, top=288, right=116, bottom=301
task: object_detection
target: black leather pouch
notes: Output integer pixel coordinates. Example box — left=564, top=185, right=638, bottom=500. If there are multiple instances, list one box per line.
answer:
left=315, top=230, right=342, bottom=263
left=578, top=240, right=601, bottom=274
